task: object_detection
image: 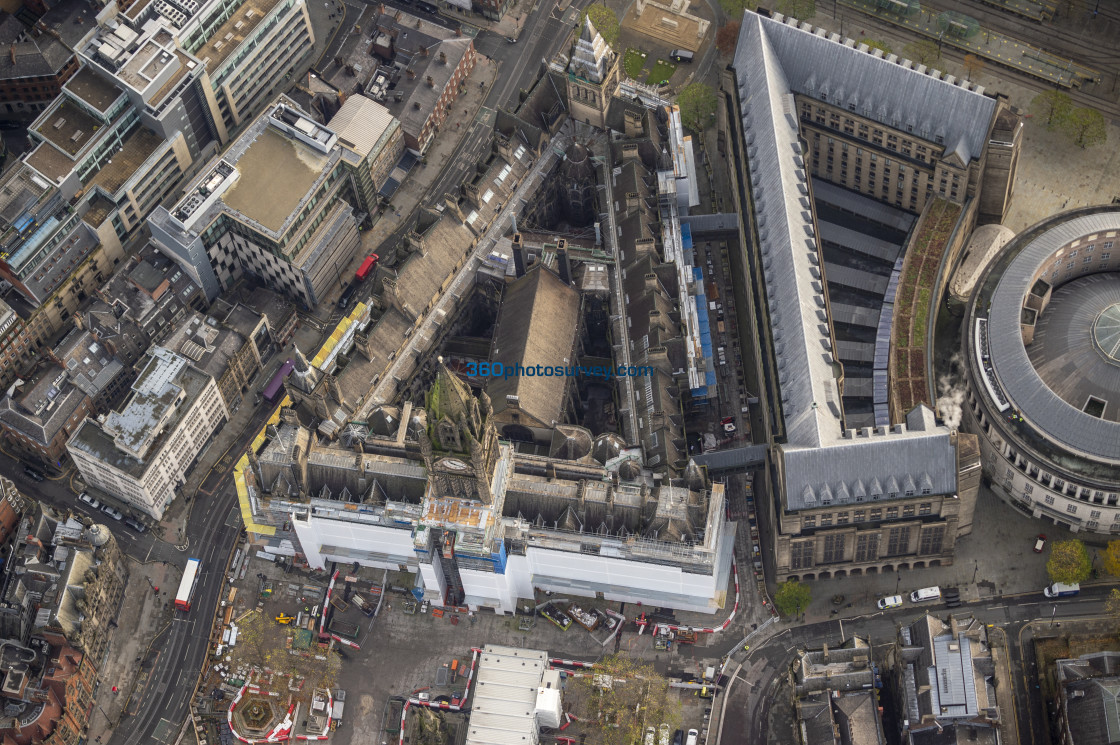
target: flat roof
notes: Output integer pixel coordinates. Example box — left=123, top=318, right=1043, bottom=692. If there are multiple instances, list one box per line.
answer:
left=465, top=645, right=546, bottom=745
left=194, top=0, right=283, bottom=74
left=24, top=142, right=75, bottom=184
left=64, top=66, right=122, bottom=113
left=88, top=127, right=163, bottom=194
left=223, top=126, right=329, bottom=234
left=34, top=99, right=101, bottom=157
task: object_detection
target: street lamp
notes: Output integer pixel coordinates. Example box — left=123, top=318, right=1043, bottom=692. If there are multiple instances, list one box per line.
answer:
left=1050, top=605, right=1057, bottom=628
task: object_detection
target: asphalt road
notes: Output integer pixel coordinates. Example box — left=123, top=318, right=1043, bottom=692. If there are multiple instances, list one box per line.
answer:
left=715, top=584, right=1116, bottom=745
left=372, top=0, right=591, bottom=256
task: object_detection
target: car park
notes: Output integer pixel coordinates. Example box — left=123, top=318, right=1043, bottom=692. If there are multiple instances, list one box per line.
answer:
left=101, top=505, right=123, bottom=521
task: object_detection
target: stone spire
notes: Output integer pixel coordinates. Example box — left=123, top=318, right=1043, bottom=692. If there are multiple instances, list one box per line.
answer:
left=569, top=16, right=610, bottom=84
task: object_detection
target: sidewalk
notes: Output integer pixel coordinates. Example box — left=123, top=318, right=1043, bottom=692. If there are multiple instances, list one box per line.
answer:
left=86, top=560, right=181, bottom=744
left=797, top=485, right=1086, bottom=624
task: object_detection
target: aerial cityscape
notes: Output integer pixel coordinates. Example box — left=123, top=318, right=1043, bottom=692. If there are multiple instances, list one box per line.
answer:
left=0, top=0, right=1115, bottom=742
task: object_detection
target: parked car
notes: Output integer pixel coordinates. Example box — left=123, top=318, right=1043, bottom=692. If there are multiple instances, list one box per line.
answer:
left=1033, top=534, right=1047, bottom=553
left=22, top=466, right=44, bottom=482
left=78, top=493, right=101, bottom=509
left=101, top=505, right=123, bottom=521
left=124, top=517, right=147, bottom=533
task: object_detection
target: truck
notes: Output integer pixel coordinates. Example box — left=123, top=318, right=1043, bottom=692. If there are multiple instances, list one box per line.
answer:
left=1044, top=582, right=1080, bottom=598
left=332, top=689, right=346, bottom=721
left=330, top=619, right=360, bottom=639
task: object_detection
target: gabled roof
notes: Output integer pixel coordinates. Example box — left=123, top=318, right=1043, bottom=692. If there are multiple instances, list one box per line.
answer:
left=488, top=265, right=580, bottom=427
left=757, top=13, right=996, bottom=159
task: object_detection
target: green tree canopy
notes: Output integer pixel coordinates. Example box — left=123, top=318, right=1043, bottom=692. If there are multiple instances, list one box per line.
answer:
left=573, top=654, right=681, bottom=745
left=1062, top=106, right=1108, bottom=148
left=581, top=4, right=620, bottom=48
left=903, top=40, right=940, bottom=66
left=1030, top=90, right=1074, bottom=129
left=677, top=82, right=718, bottom=131
left=1103, top=540, right=1120, bottom=576
left=775, top=579, right=812, bottom=618
left=1047, top=539, right=1093, bottom=585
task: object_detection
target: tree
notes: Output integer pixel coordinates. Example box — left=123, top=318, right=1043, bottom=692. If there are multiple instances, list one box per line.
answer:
left=775, top=0, right=816, bottom=20
left=962, top=54, right=985, bottom=81
left=775, top=579, right=812, bottom=618
left=716, top=21, right=741, bottom=57
left=903, top=40, right=940, bottom=66
left=1108, top=588, right=1120, bottom=623
left=1061, top=106, right=1108, bottom=148
left=574, top=654, right=681, bottom=745
left=677, top=83, right=718, bottom=132
left=859, top=38, right=891, bottom=55
left=1030, top=90, right=1073, bottom=129
left=1046, top=539, right=1093, bottom=586
left=1104, top=540, right=1120, bottom=576
left=581, top=4, right=620, bottom=48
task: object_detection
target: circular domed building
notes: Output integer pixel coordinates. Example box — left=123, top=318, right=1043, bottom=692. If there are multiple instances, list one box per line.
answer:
left=964, top=206, right=1120, bottom=533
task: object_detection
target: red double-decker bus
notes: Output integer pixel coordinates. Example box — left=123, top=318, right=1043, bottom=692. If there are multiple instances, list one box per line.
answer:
left=175, top=558, right=201, bottom=611
left=355, top=254, right=379, bottom=282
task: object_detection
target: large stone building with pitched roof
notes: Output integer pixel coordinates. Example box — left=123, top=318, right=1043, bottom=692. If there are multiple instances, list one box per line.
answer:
left=487, top=264, right=582, bottom=446
left=240, top=364, right=735, bottom=614
left=728, top=11, right=991, bottom=580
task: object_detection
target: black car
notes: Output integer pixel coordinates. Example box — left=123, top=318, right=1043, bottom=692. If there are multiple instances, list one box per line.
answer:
left=337, top=283, right=357, bottom=309
left=23, top=466, right=44, bottom=482
left=673, top=730, right=684, bottom=745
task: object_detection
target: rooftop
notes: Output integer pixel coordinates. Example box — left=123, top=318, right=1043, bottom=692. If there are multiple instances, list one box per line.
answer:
left=87, top=126, right=164, bottom=194
left=54, top=329, right=126, bottom=402
left=488, top=265, right=580, bottom=427
left=0, top=364, right=88, bottom=447
left=0, top=18, right=73, bottom=81
left=327, top=94, right=398, bottom=159
left=162, top=310, right=248, bottom=382
left=63, top=66, right=123, bottom=113
left=34, top=99, right=102, bottom=157
left=24, top=142, right=76, bottom=184
left=193, top=0, right=284, bottom=74
left=223, top=126, right=329, bottom=234
left=22, top=222, right=100, bottom=305
left=464, top=645, right=547, bottom=745
left=69, top=347, right=213, bottom=474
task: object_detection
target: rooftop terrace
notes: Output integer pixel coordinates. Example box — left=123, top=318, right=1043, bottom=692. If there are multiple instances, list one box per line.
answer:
left=88, top=127, right=164, bottom=195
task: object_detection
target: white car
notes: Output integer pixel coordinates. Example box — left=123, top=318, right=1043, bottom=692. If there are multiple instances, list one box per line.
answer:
left=78, top=493, right=101, bottom=510
left=877, top=595, right=903, bottom=610
left=101, top=505, right=123, bottom=521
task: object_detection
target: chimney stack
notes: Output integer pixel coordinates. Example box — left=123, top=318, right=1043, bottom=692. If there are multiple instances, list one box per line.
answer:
left=512, top=233, right=525, bottom=278
left=557, top=239, right=571, bottom=285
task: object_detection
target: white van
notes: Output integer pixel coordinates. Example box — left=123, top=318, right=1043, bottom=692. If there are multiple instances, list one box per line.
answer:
left=910, top=587, right=941, bottom=603
left=877, top=595, right=903, bottom=610
left=686, top=730, right=699, bottom=745
left=1044, top=582, right=1080, bottom=598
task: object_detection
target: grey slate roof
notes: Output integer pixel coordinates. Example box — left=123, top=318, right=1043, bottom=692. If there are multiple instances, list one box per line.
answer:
left=780, top=415, right=957, bottom=510
left=732, top=13, right=843, bottom=448
left=731, top=12, right=970, bottom=506
left=986, top=211, right=1120, bottom=464
left=754, top=13, right=997, bottom=163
